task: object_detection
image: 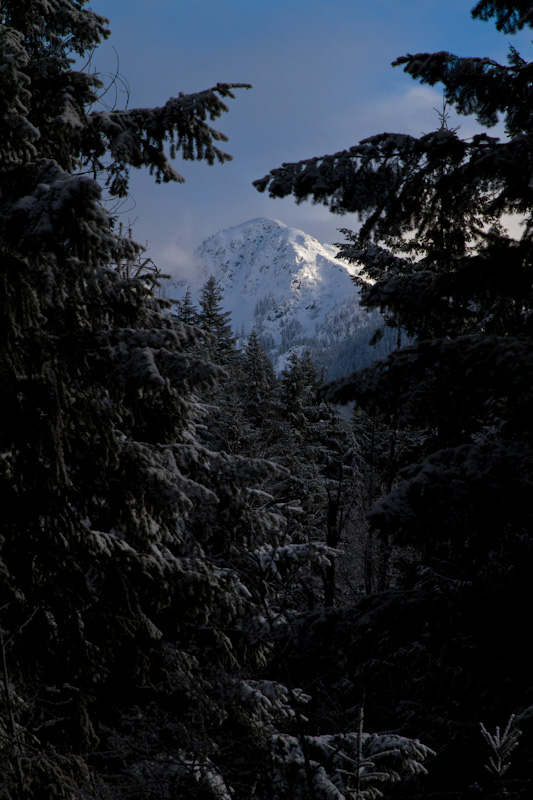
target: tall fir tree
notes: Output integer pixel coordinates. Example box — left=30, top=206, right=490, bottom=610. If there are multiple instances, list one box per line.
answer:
left=197, top=276, right=237, bottom=365
left=172, top=285, right=199, bottom=326
left=191, top=276, right=246, bottom=453
left=241, top=326, right=277, bottom=437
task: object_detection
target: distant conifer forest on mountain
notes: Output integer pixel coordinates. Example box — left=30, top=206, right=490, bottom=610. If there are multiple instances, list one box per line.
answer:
left=2, top=1, right=533, bottom=798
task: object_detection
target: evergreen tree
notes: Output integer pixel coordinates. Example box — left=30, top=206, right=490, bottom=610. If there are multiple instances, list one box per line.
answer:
left=192, top=277, right=246, bottom=453
left=267, top=350, right=359, bottom=609
left=172, top=285, right=198, bottom=326
left=241, top=326, right=277, bottom=436
left=197, top=276, right=237, bottom=365
left=255, top=1, right=533, bottom=796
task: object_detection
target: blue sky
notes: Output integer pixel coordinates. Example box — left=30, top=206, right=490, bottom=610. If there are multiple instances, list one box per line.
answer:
left=89, top=1, right=532, bottom=276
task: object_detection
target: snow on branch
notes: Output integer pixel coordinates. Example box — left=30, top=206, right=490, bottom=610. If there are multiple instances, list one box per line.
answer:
left=9, top=162, right=112, bottom=255
left=480, top=714, right=521, bottom=776
left=0, top=26, right=40, bottom=166
left=270, top=730, right=435, bottom=799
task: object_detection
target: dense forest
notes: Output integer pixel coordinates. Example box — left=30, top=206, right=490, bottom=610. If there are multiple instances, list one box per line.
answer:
left=1, top=1, right=533, bottom=798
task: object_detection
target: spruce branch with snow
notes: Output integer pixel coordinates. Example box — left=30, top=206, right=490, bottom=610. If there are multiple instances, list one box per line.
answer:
left=480, top=715, right=521, bottom=777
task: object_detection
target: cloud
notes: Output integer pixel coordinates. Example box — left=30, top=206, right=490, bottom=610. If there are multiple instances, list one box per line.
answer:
left=365, top=84, right=448, bottom=136
left=158, top=242, right=207, bottom=284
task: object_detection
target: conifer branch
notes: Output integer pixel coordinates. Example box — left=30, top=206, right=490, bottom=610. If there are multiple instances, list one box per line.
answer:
left=480, top=714, right=521, bottom=776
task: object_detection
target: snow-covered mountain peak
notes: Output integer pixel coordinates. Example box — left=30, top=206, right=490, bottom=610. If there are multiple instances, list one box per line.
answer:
left=188, top=217, right=359, bottom=319
left=200, top=217, right=348, bottom=284
left=166, top=217, right=391, bottom=376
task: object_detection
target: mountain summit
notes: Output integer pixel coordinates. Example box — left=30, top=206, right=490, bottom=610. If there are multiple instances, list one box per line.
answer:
left=167, top=218, right=392, bottom=376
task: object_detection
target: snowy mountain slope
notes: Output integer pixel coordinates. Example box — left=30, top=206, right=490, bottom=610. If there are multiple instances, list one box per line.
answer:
left=165, top=217, right=392, bottom=377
